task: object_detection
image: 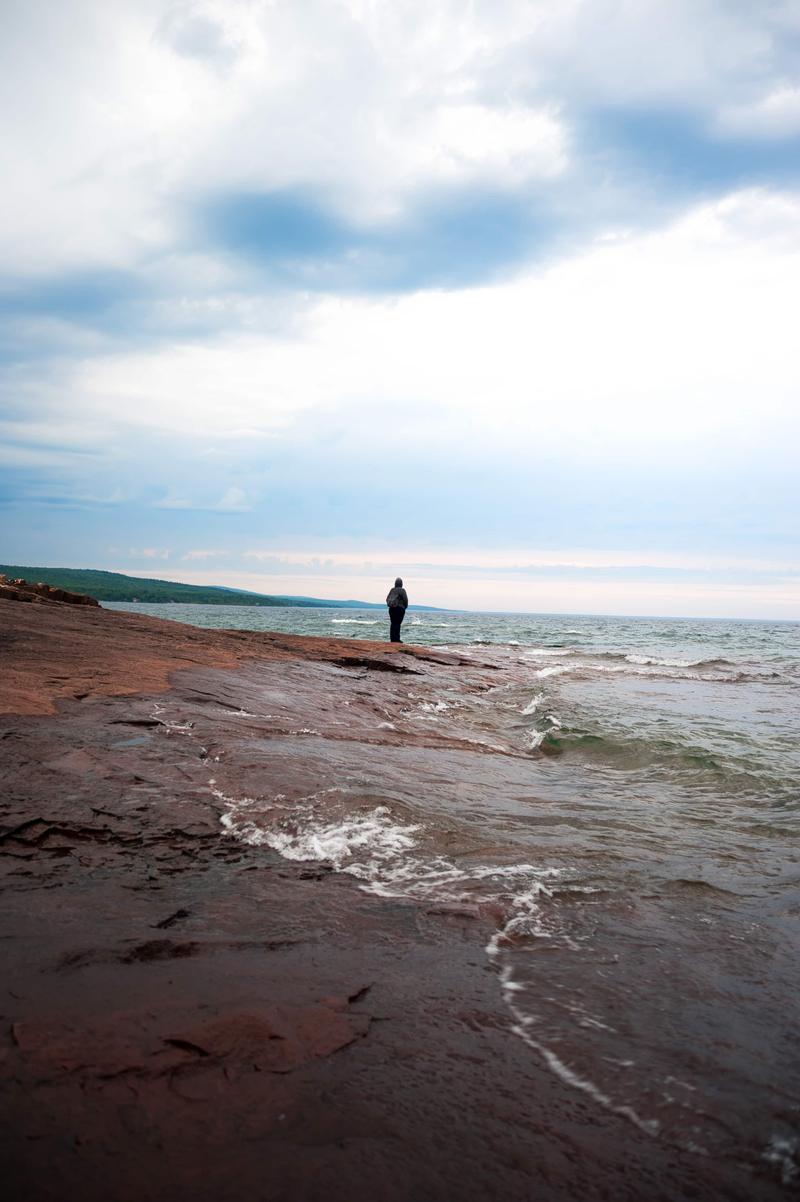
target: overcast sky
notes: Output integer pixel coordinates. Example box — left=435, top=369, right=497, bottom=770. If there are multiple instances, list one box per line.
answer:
left=1, top=0, right=798, bottom=616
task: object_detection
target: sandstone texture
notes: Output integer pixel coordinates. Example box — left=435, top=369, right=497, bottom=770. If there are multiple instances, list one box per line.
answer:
left=0, top=600, right=461, bottom=717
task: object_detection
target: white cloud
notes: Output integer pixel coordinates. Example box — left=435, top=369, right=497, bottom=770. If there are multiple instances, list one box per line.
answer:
left=500, top=0, right=793, bottom=113
left=129, top=547, right=170, bottom=559
left=4, top=0, right=794, bottom=278
left=0, top=0, right=569, bottom=275
left=214, top=486, right=250, bottom=511
left=52, top=188, right=800, bottom=457
left=0, top=444, right=89, bottom=469
left=241, top=546, right=800, bottom=575
left=151, top=486, right=252, bottom=511
left=154, top=492, right=194, bottom=509
left=717, top=86, right=800, bottom=140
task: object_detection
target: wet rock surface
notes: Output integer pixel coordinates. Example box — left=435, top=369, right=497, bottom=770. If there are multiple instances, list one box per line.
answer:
left=0, top=603, right=787, bottom=1201
left=0, top=601, right=466, bottom=716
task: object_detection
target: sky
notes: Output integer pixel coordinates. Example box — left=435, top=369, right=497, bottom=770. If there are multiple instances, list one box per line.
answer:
left=1, top=0, right=798, bottom=618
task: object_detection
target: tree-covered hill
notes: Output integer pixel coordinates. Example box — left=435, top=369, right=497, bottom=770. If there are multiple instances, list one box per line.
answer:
left=0, top=566, right=360, bottom=607
left=0, top=566, right=442, bottom=609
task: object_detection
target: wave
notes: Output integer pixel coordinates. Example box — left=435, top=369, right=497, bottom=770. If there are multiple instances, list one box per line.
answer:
left=535, top=665, right=571, bottom=678
left=331, top=619, right=379, bottom=625
left=564, top=659, right=772, bottom=685
left=217, top=786, right=564, bottom=912
left=225, top=800, right=420, bottom=871
left=543, top=727, right=723, bottom=769
left=525, top=647, right=575, bottom=657
left=528, top=723, right=791, bottom=794
left=662, top=878, right=740, bottom=897
left=624, top=654, right=731, bottom=669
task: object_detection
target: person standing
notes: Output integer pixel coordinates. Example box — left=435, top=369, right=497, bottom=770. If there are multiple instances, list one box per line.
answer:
left=386, top=576, right=408, bottom=643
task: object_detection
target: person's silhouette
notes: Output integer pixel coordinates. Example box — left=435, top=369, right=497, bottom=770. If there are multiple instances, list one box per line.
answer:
left=386, top=577, right=408, bottom=642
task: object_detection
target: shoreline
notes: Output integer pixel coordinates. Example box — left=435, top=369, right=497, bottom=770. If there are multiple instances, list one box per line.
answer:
left=0, top=600, right=789, bottom=1200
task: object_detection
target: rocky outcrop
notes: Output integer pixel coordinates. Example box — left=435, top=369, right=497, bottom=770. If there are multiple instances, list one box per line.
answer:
left=0, top=573, right=99, bottom=607
left=0, top=601, right=471, bottom=716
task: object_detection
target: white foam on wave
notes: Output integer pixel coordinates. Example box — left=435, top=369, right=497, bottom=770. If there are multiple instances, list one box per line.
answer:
left=525, top=647, right=574, bottom=657
left=535, top=665, right=571, bottom=678
left=583, top=661, right=734, bottom=684
left=219, top=789, right=420, bottom=874
left=521, top=692, right=545, bottom=715
left=331, top=618, right=379, bottom=625
left=626, top=654, right=704, bottom=668
left=219, top=785, right=561, bottom=908
left=216, top=777, right=664, bottom=1141
left=527, top=711, right=562, bottom=749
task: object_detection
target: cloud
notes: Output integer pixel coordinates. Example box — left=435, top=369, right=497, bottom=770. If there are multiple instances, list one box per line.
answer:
left=498, top=0, right=800, bottom=115
left=158, top=7, right=241, bottom=67
left=240, top=547, right=800, bottom=575
left=35, top=188, right=798, bottom=454
left=199, top=185, right=558, bottom=292
left=717, top=87, right=800, bottom=140
left=415, top=103, right=568, bottom=185
left=129, top=547, right=170, bottom=560
left=214, top=486, right=250, bottom=511
left=151, top=485, right=252, bottom=512
left=154, top=492, right=194, bottom=510
left=2, top=0, right=798, bottom=299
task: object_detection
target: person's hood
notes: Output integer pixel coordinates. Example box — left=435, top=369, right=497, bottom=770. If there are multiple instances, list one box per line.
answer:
left=394, top=577, right=403, bottom=587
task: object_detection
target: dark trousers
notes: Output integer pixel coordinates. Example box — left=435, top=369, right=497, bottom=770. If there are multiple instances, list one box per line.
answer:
left=389, top=606, right=405, bottom=642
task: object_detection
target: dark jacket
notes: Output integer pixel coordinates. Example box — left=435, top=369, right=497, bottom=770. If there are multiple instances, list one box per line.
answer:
left=386, top=586, right=408, bottom=609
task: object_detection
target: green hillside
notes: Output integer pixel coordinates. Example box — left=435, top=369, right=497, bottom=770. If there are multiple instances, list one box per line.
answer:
left=1, top=566, right=444, bottom=610
left=0, top=566, right=329, bottom=607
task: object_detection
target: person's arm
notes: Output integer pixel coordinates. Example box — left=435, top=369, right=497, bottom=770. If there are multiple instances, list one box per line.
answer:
left=399, top=588, right=409, bottom=607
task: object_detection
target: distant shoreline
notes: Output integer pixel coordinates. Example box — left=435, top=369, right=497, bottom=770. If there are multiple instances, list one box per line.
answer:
left=0, top=564, right=443, bottom=611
